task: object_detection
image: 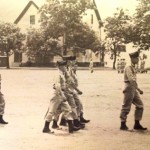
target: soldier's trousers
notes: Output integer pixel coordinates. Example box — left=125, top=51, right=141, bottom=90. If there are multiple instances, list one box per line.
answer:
left=0, top=93, right=5, bottom=115
left=45, top=96, right=73, bottom=122
left=64, top=93, right=78, bottom=119
left=73, top=93, right=83, bottom=117
left=120, top=83, right=144, bottom=122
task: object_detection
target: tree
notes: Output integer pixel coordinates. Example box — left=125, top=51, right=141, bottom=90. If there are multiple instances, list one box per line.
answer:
left=0, top=22, right=25, bottom=68
left=131, top=0, right=150, bottom=50
left=104, top=8, right=131, bottom=69
left=39, top=0, right=99, bottom=55
left=26, top=27, right=62, bottom=64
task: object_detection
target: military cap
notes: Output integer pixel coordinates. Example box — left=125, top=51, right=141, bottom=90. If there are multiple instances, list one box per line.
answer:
left=70, top=56, right=76, bottom=60
left=62, top=55, right=76, bottom=61
left=56, top=61, right=67, bottom=66
left=129, top=50, right=139, bottom=58
left=62, top=55, right=72, bottom=61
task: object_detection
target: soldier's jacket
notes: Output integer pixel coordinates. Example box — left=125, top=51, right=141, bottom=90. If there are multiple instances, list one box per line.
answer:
left=124, top=64, right=138, bottom=88
left=69, top=69, right=78, bottom=87
left=65, top=70, right=77, bottom=91
left=52, top=72, right=67, bottom=101
left=55, top=71, right=73, bottom=95
left=52, top=82, right=66, bottom=101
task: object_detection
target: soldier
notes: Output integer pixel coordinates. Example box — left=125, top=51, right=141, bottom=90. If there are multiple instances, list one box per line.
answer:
left=42, top=61, right=80, bottom=134
left=120, top=50, right=147, bottom=131
left=61, top=56, right=86, bottom=128
left=68, top=56, right=90, bottom=123
left=117, top=59, right=121, bottom=73
left=0, top=74, right=8, bottom=124
left=89, top=58, right=94, bottom=73
left=122, top=59, right=126, bottom=73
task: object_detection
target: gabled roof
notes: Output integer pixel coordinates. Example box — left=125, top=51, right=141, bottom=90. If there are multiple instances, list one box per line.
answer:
left=14, top=1, right=39, bottom=24
left=93, top=0, right=103, bottom=27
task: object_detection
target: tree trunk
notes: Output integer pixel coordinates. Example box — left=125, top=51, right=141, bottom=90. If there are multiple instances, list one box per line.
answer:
left=63, top=44, right=67, bottom=55
left=100, top=50, right=105, bottom=63
left=63, top=32, right=67, bottom=55
left=6, top=52, right=10, bottom=69
left=113, top=44, right=117, bottom=69
left=113, top=55, right=116, bottom=69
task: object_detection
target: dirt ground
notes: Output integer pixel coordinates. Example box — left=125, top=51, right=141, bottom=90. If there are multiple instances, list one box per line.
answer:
left=0, top=68, right=150, bottom=150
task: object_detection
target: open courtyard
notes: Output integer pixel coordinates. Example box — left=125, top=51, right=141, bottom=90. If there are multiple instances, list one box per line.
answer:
left=0, top=68, right=150, bottom=150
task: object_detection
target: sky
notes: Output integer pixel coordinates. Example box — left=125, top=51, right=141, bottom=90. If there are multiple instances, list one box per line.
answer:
left=0, top=0, right=138, bottom=23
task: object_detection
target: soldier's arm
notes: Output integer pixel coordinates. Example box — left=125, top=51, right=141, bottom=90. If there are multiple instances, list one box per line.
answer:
left=126, top=67, right=138, bottom=89
left=68, top=77, right=82, bottom=94
left=126, top=67, right=143, bottom=94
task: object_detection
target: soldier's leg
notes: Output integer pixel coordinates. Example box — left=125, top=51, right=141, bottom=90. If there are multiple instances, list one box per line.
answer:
left=73, top=93, right=83, bottom=117
left=65, top=93, right=85, bottom=128
left=73, top=93, right=90, bottom=123
left=43, top=98, right=61, bottom=133
left=60, top=102, right=80, bottom=133
left=133, top=91, right=147, bottom=130
left=0, top=94, right=8, bottom=124
left=65, top=93, right=78, bottom=119
left=120, top=85, right=134, bottom=130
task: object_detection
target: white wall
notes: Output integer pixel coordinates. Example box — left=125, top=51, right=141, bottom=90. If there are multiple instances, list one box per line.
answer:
left=16, top=5, right=40, bottom=33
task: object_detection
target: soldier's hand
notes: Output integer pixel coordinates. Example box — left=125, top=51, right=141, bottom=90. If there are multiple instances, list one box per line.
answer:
left=53, top=84, right=56, bottom=89
left=78, top=90, right=83, bottom=95
left=138, top=89, right=143, bottom=95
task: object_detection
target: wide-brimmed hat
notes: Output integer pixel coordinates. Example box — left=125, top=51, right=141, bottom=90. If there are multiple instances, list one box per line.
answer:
left=129, top=50, right=140, bottom=58
left=56, top=61, right=67, bottom=66
left=63, top=55, right=76, bottom=61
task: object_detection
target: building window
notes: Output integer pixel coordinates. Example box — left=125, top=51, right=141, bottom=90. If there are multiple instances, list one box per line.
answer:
left=30, top=15, right=35, bottom=25
left=91, top=14, right=93, bottom=24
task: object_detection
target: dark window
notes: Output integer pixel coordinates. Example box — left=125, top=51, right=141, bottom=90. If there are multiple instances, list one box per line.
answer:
left=30, top=15, right=35, bottom=25
left=14, top=52, right=22, bottom=62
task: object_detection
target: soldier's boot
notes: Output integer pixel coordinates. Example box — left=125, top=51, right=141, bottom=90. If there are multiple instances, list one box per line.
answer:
left=42, top=121, right=54, bottom=133
left=0, top=115, right=8, bottom=124
left=80, top=113, right=90, bottom=123
left=52, top=120, right=59, bottom=129
left=67, top=120, right=80, bottom=133
left=74, top=119, right=85, bottom=129
left=60, top=118, right=67, bottom=126
left=134, top=120, right=147, bottom=130
left=120, top=122, right=128, bottom=130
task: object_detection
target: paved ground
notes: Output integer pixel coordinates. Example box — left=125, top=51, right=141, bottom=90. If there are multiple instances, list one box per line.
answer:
left=0, top=68, right=150, bottom=150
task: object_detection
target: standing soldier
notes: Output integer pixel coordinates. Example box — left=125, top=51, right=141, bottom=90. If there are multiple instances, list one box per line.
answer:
left=120, top=50, right=147, bottom=131
left=0, top=74, right=8, bottom=124
left=68, top=56, right=90, bottom=123
left=121, top=59, right=126, bottom=73
left=89, top=58, right=94, bottom=73
left=117, top=59, right=121, bottom=73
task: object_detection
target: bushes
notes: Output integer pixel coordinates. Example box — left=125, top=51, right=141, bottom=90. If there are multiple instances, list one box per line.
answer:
left=20, top=61, right=104, bottom=67
left=20, top=62, right=56, bottom=67
left=77, top=62, right=104, bottom=67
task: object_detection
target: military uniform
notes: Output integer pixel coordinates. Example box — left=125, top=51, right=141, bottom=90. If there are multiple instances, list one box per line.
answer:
left=69, top=66, right=83, bottom=117
left=66, top=56, right=90, bottom=123
left=120, top=51, right=147, bottom=130
left=0, top=92, right=5, bottom=116
left=0, top=74, right=8, bottom=124
left=43, top=61, right=80, bottom=133
left=89, top=59, right=94, bottom=73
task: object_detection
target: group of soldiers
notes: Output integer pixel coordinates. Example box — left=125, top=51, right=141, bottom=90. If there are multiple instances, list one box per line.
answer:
left=1, top=51, right=148, bottom=133
left=43, top=55, right=90, bottom=134
left=117, top=58, right=147, bottom=74
left=117, top=59, right=126, bottom=73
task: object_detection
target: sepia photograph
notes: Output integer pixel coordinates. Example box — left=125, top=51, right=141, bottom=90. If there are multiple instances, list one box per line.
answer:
left=0, top=0, right=150, bottom=150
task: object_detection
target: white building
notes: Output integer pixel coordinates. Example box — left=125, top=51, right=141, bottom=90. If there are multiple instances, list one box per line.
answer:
left=10, top=0, right=103, bottom=66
